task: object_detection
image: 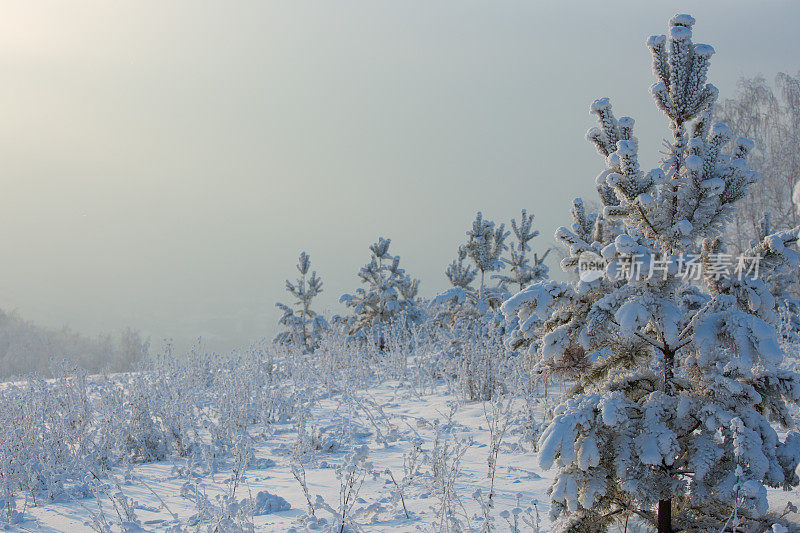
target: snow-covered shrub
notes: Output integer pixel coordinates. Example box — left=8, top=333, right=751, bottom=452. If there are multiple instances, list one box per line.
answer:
left=120, top=375, right=171, bottom=462
left=284, top=324, right=379, bottom=394
left=0, top=364, right=98, bottom=502
left=498, top=494, right=541, bottom=533
left=249, top=490, right=291, bottom=515
left=182, top=481, right=258, bottom=532
left=484, top=396, right=511, bottom=508
left=446, top=245, right=477, bottom=290
left=454, top=318, right=510, bottom=401
left=427, top=418, right=472, bottom=532
left=275, top=251, right=328, bottom=352
left=503, top=14, right=800, bottom=532
left=312, top=445, right=380, bottom=531
left=385, top=442, right=423, bottom=520
left=0, top=337, right=299, bottom=510
left=0, top=487, right=23, bottom=527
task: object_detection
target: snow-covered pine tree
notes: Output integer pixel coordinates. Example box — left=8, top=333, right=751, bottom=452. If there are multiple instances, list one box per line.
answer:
left=433, top=210, right=550, bottom=329
left=275, top=252, right=328, bottom=352
left=446, top=245, right=477, bottom=289
left=466, top=211, right=510, bottom=306
left=494, top=209, right=551, bottom=293
left=431, top=213, right=513, bottom=325
left=429, top=246, right=479, bottom=328
left=503, top=14, right=800, bottom=532
left=339, top=237, right=423, bottom=344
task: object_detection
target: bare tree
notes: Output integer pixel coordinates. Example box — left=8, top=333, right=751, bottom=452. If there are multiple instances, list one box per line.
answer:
left=717, top=72, right=800, bottom=251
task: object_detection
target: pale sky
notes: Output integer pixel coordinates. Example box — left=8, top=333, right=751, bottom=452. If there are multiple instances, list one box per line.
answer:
left=0, top=1, right=798, bottom=352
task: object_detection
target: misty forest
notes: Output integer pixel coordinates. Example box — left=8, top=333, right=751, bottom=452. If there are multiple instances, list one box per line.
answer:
left=2, top=9, right=800, bottom=533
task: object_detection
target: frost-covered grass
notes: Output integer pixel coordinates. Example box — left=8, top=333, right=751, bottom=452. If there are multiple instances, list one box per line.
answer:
left=0, top=328, right=796, bottom=532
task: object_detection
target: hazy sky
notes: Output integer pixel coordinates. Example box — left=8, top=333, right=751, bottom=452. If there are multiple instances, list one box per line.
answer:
left=0, top=1, right=798, bottom=352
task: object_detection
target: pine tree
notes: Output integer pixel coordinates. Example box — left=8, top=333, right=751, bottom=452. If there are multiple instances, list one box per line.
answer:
left=503, top=14, right=800, bottom=532
left=430, top=246, right=478, bottom=329
left=339, top=237, right=423, bottom=344
left=494, top=209, right=551, bottom=293
left=429, top=245, right=479, bottom=327
left=466, top=211, right=510, bottom=305
left=446, top=245, right=477, bottom=289
left=275, top=251, right=328, bottom=352
left=432, top=213, right=515, bottom=326
left=433, top=211, right=550, bottom=327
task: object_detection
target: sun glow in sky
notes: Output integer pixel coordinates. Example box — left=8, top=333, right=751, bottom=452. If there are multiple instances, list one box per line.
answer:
left=0, top=1, right=798, bottom=351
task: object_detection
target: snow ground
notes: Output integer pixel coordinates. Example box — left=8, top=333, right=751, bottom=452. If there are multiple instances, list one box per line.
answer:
left=7, top=378, right=800, bottom=532
left=11, top=380, right=552, bottom=532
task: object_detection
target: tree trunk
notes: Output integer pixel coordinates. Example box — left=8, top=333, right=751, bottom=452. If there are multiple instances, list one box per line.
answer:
left=658, top=499, right=672, bottom=533
left=663, top=345, right=674, bottom=394
left=659, top=343, right=675, bottom=532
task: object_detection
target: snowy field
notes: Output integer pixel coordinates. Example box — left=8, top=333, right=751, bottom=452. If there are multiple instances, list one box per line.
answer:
left=1, top=345, right=797, bottom=532
left=19, top=379, right=548, bottom=532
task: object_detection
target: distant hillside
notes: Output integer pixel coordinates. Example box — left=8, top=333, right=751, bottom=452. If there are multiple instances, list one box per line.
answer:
left=0, top=309, right=148, bottom=379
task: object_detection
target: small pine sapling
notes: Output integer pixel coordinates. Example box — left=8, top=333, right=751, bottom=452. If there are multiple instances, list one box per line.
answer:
left=430, top=246, right=480, bottom=328
left=446, top=245, right=478, bottom=290
left=275, top=251, right=328, bottom=352
left=340, top=237, right=424, bottom=345
left=432, top=213, right=513, bottom=325
left=466, top=212, right=510, bottom=306
left=494, top=209, right=551, bottom=293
